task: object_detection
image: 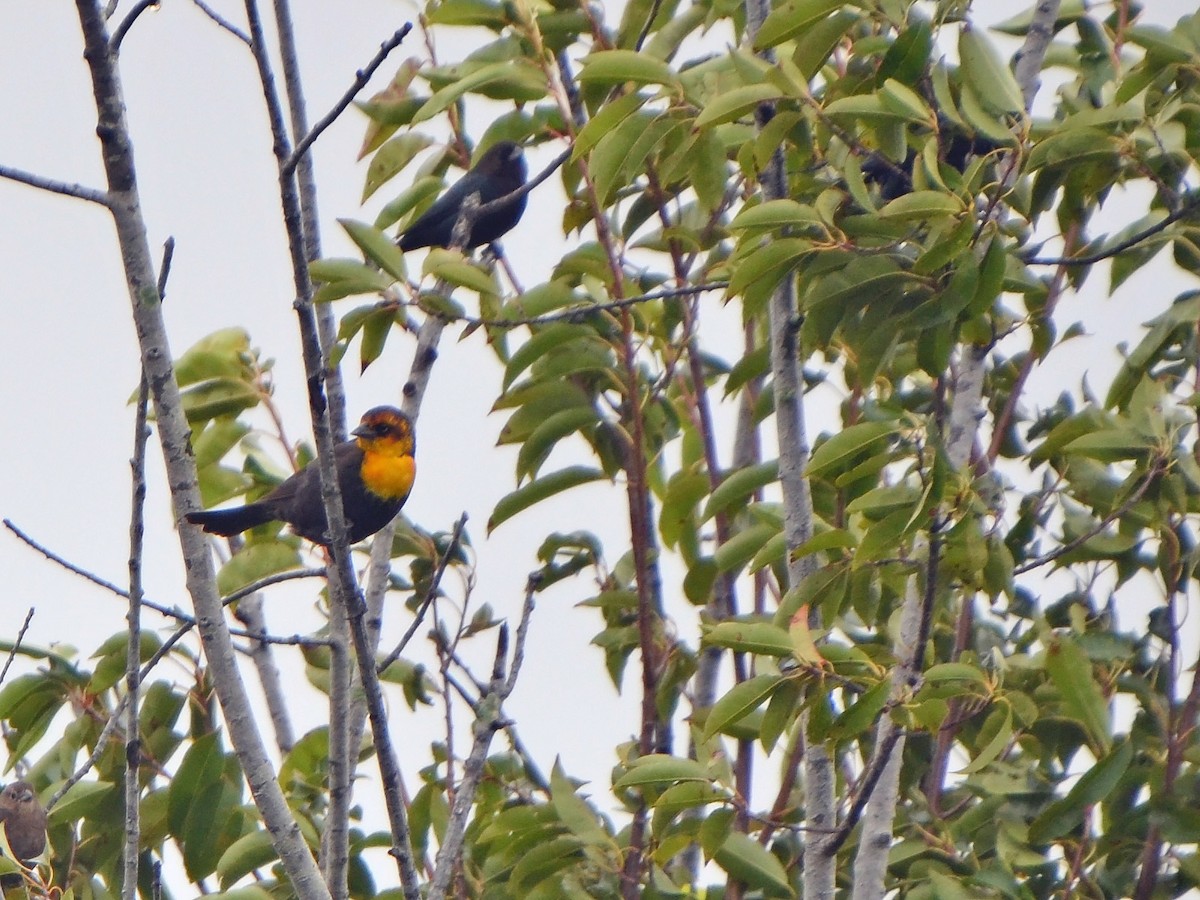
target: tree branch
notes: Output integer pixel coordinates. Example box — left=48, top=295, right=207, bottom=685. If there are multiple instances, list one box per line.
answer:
left=426, top=578, right=536, bottom=900
left=282, top=25, right=414, bottom=178
left=1023, top=195, right=1200, bottom=267
left=71, top=4, right=330, bottom=895
left=0, top=164, right=110, bottom=205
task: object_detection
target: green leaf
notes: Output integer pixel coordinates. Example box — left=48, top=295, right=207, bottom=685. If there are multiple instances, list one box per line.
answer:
left=509, top=836, right=585, bottom=894
left=878, top=190, right=964, bottom=220
left=577, top=50, right=679, bottom=88
left=961, top=704, right=1013, bottom=774
left=516, top=406, right=600, bottom=482
left=216, top=541, right=302, bottom=596
left=831, top=679, right=890, bottom=739
left=362, top=133, right=435, bottom=202
left=753, top=0, right=846, bottom=51
left=1029, top=740, right=1133, bottom=842
left=714, top=522, right=780, bottom=574
left=216, top=831, right=277, bottom=889
left=339, top=219, right=407, bottom=283
left=713, top=831, right=792, bottom=894
left=807, top=422, right=898, bottom=480
left=702, top=674, right=782, bottom=741
left=551, top=761, right=613, bottom=847
left=1045, top=634, right=1111, bottom=753
left=725, top=237, right=810, bottom=300
left=702, top=461, right=779, bottom=522
left=695, top=84, right=784, bottom=128
left=959, top=25, right=1025, bottom=114
left=414, top=61, right=546, bottom=124
left=573, top=91, right=649, bottom=161
left=422, top=248, right=499, bottom=294
left=729, top=199, right=822, bottom=233
left=179, top=380, right=259, bottom=425
left=46, top=780, right=115, bottom=826
left=614, top=755, right=710, bottom=789
left=504, top=324, right=590, bottom=390
left=701, top=621, right=793, bottom=656
left=488, top=467, right=606, bottom=532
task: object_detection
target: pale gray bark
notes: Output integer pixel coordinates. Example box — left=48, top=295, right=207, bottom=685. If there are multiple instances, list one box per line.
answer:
left=849, top=5, right=1061, bottom=897
left=72, top=3, right=331, bottom=896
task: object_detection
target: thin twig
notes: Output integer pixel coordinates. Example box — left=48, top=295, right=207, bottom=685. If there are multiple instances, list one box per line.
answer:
left=4, top=517, right=329, bottom=638
left=1024, top=195, right=1200, bottom=267
left=111, top=0, right=159, bottom=52
left=451, top=281, right=730, bottom=329
left=427, top=578, right=536, bottom=900
left=1014, top=459, right=1163, bottom=575
left=47, top=698, right=126, bottom=811
left=191, top=0, right=251, bottom=43
left=378, top=514, right=468, bottom=672
left=0, top=610, right=35, bottom=688
left=0, top=164, right=109, bottom=206
left=282, top=25, right=413, bottom=177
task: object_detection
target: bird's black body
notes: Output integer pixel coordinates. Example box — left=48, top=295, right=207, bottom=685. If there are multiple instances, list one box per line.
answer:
left=398, top=140, right=527, bottom=251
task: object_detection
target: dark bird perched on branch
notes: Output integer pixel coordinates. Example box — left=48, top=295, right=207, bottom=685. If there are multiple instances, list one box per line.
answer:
left=397, top=140, right=527, bottom=251
left=0, top=781, right=47, bottom=864
left=186, top=406, right=415, bottom=546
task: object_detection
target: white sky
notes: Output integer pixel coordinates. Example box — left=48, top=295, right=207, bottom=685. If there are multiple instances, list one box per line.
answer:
left=2, top=0, right=1199, bottom=890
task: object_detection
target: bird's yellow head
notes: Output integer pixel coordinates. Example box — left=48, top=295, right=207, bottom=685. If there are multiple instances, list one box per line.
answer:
left=353, top=406, right=416, bottom=501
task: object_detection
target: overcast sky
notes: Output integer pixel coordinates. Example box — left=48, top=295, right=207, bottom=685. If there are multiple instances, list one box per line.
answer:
left=2, top=0, right=1199, bottom=885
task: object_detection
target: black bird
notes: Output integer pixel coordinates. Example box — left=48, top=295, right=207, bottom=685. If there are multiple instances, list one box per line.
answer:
left=397, top=140, right=527, bottom=251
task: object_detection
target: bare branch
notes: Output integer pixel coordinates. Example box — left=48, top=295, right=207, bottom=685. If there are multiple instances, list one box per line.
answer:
left=0, top=610, right=35, bottom=688
left=378, top=514, right=468, bottom=673
left=1014, top=459, right=1163, bottom=575
left=191, top=0, right=251, bottom=43
left=1024, top=195, right=1200, bottom=267
left=283, top=25, right=414, bottom=178
left=111, top=0, right=159, bottom=52
left=428, top=581, right=535, bottom=900
left=0, top=164, right=109, bottom=206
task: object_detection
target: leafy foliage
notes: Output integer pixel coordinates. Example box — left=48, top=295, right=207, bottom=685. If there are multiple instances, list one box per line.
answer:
left=9, top=1, right=1200, bottom=899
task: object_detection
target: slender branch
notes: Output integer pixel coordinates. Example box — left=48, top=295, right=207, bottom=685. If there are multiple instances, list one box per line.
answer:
left=121, top=236, right=171, bottom=900
left=1014, top=459, right=1162, bottom=575
left=191, top=0, right=251, bottom=43
left=48, top=697, right=127, bottom=811
left=1024, top=195, right=1200, bottom=267
left=231, top=594, right=298, bottom=752
left=0, top=610, right=35, bottom=688
left=378, top=514, right=468, bottom=672
left=4, top=517, right=327, bottom=635
left=66, top=6, right=329, bottom=892
left=0, top=164, right=110, bottom=206
left=427, top=579, right=536, bottom=900
left=282, top=25, right=413, bottom=178
left=435, top=280, right=730, bottom=329
left=111, top=0, right=158, bottom=52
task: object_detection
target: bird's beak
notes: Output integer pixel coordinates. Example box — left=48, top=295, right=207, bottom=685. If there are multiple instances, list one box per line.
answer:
left=351, top=424, right=372, bottom=440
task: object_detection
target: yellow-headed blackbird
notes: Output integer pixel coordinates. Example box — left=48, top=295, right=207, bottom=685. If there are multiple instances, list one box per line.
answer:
left=0, top=781, right=46, bottom=863
left=398, top=140, right=527, bottom=251
left=187, top=406, right=415, bottom=545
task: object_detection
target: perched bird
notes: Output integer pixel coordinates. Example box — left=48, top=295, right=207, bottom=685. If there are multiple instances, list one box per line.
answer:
left=187, top=406, right=416, bottom=546
left=397, top=140, right=527, bottom=251
left=0, top=781, right=47, bottom=864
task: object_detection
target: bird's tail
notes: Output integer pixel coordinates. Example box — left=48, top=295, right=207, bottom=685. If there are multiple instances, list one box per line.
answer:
left=186, top=503, right=277, bottom=536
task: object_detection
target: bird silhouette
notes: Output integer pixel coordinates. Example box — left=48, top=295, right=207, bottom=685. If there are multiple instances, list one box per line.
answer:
left=397, top=141, right=528, bottom=251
